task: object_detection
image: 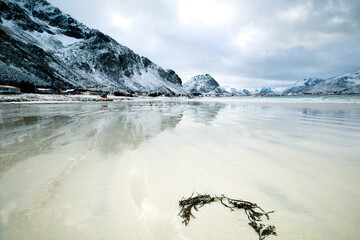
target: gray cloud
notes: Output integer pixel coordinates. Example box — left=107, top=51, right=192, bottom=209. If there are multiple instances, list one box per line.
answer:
left=48, top=0, right=360, bottom=89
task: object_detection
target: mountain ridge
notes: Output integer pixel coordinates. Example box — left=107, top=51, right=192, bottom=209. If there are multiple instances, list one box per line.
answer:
left=0, top=0, right=185, bottom=95
left=283, top=71, right=360, bottom=95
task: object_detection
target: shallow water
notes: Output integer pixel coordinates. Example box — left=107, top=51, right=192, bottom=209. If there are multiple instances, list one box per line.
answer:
left=0, top=99, right=360, bottom=240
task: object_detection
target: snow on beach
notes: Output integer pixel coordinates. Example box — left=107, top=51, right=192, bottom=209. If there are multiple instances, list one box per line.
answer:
left=1, top=93, right=360, bottom=104
left=0, top=93, right=129, bottom=103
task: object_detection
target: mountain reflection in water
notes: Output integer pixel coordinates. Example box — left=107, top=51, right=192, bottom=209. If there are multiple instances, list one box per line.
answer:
left=0, top=101, right=227, bottom=176
left=0, top=100, right=359, bottom=240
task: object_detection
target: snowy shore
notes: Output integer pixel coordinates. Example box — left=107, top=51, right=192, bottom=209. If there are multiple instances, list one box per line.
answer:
left=0, top=93, right=130, bottom=103
left=1, top=93, right=360, bottom=104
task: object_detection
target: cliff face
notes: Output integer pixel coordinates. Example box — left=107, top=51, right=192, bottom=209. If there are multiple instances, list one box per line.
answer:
left=0, top=0, right=185, bottom=95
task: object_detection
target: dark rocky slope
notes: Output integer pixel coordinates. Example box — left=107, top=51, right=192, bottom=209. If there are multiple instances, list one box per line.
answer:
left=0, top=0, right=185, bottom=95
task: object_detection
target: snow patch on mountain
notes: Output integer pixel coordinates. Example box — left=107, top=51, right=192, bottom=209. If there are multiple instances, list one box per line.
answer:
left=284, top=71, right=360, bottom=94
left=0, top=0, right=185, bottom=95
left=183, top=74, right=229, bottom=95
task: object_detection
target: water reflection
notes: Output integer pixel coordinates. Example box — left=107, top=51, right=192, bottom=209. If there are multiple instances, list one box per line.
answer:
left=0, top=100, right=360, bottom=240
left=186, top=101, right=226, bottom=125
left=301, top=106, right=360, bottom=128
left=95, top=103, right=184, bottom=154
left=302, top=107, right=360, bottom=120
left=0, top=111, right=73, bottom=178
left=0, top=101, right=229, bottom=177
left=0, top=102, right=185, bottom=177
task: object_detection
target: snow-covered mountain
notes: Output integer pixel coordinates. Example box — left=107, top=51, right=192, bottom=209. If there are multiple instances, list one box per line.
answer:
left=230, top=88, right=243, bottom=95
left=259, top=87, right=273, bottom=95
left=0, top=0, right=186, bottom=95
left=226, top=87, right=251, bottom=96
left=284, top=71, right=360, bottom=95
left=242, top=89, right=251, bottom=95
left=183, top=74, right=229, bottom=95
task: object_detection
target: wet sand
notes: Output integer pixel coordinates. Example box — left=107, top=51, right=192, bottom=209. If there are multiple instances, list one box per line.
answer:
left=0, top=99, right=360, bottom=239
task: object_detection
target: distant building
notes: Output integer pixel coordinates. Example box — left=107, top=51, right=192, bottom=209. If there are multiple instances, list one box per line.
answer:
left=0, top=85, right=21, bottom=94
left=36, top=88, right=55, bottom=94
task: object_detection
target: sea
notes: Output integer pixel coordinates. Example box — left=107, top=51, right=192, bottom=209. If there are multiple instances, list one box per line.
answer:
left=0, top=95, right=360, bottom=240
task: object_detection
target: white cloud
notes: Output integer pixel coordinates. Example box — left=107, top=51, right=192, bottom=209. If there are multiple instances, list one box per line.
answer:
left=277, top=2, right=312, bottom=22
left=110, top=14, right=132, bottom=30
left=232, top=26, right=270, bottom=53
left=177, top=0, right=235, bottom=27
left=233, top=27, right=263, bottom=48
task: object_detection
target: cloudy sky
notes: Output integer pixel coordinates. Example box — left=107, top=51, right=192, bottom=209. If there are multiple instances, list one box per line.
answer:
left=48, top=0, right=360, bottom=90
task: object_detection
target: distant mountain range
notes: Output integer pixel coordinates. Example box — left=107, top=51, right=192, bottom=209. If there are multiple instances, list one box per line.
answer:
left=283, top=71, right=360, bottom=95
left=230, top=71, right=360, bottom=96
left=0, top=0, right=185, bottom=95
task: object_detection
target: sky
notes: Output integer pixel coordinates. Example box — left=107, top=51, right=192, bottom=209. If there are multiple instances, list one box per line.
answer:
left=47, top=0, right=360, bottom=90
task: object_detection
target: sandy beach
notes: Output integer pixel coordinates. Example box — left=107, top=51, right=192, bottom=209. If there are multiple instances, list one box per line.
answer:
left=0, top=97, right=360, bottom=240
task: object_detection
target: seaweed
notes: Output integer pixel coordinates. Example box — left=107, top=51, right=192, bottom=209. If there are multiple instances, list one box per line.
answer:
left=179, top=193, right=277, bottom=240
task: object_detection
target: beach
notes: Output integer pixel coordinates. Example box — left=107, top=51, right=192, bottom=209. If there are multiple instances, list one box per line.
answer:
left=0, top=96, right=360, bottom=239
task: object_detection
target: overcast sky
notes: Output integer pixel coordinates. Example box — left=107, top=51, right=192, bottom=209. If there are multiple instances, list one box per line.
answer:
left=48, top=0, right=360, bottom=89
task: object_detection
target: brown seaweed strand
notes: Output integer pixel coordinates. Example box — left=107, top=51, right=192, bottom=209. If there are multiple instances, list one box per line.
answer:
left=178, top=193, right=277, bottom=240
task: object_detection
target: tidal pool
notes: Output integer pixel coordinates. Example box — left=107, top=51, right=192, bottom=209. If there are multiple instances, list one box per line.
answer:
left=0, top=99, right=359, bottom=240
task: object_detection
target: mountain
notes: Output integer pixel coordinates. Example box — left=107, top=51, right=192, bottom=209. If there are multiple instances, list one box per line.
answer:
left=242, top=89, right=251, bottom=95
left=0, top=0, right=185, bottom=95
left=227, top=88, right=252, bottom=96
left=259, top=87, right=273, bottom=95
left=284, top=71, right=360, bottom=95
left=183, top=74, right=229, bottom=95
left=230, top=88, right=242, bottom=96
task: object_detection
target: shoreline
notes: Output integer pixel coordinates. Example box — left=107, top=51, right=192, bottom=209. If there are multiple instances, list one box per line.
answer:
left=1, top=93, right=360, bottom=104
left=0, top=93, right=132, bottom=103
